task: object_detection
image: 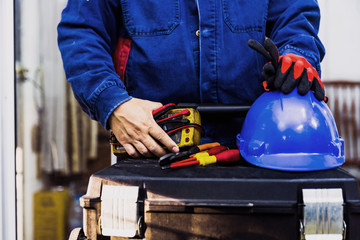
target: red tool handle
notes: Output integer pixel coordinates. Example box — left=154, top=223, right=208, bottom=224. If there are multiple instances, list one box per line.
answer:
left=173, top=157, right=196, bottom=164
left=215, top=149, right=241, bottom=163
left=170, top=145, right=228, bottom=168
left=179, top=146, right=226, bottom=164
left=207, top=146, right=228, bottom=155
left=156, top=109, right=190, bottom=123
left=170, top=160, right=199, bottom=169
left=197, top=142, right=220, bottom=151
left=152, top=103, right=177, bottom=117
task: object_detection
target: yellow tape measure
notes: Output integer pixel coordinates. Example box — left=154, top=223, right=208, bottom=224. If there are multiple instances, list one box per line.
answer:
left=110, top=108, right=202, bottom=156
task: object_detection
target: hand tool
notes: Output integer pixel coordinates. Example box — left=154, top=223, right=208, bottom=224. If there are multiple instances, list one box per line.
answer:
left=152, top=103, right=177, bottom=119
left=110, top=104, right=203, bottom=156
left=173, top=146, right=228, bottom=164
left=156, top=109, right=190, bottom=124
left=161, top=147, right=225, bottom=169
left=159, top=107, right=202, bottom=148
left=166, top=146, right=228, bottom=168
left=158, top=142, right=220, bottom=166
left=162, top=148, right=240, bottom=169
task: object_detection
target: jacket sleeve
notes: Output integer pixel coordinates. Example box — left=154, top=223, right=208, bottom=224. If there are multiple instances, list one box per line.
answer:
left=57, top=0, right=131, bottom=129
left=267, top=0, right=326, bottom=75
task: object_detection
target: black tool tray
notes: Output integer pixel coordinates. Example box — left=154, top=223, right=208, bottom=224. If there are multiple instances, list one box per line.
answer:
left=79, top=159, right=360, bottom=240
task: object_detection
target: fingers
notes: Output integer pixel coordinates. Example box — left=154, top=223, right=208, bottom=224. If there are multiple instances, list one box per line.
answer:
left=114, top=120, right=171, bottom=158
left=312, top=79, right=325, bottom=101
left=148, top=122, right=179, bottom=155
left=293, top=60, right=305, bottom=79
left=247, top=38, right=279, bottom=66
left=122, top=143, right=141, bottom=158
left=280, top=60, right=305, bottom=94
left=264, top=38, right=279, bottom=67
left=262, top=62, right=276, bottom=90
left=275, top=56, right=303, bottom=91
left=109, top=98, right=179, bottom=158
left=297, top=70, right=312, bottom=96
left=149, top=101, right=164, bottom=113
left=124, top=119, right=178, bottom=158
left=248, top=37, right=325, bottom=100
left=280, top=67, right=300, bottom=94
left=247, top=39, right=272, bottom=61
left=274, top=62, right=290, bottom=89
left=263, top=62, right=276, bottom=75
left=141, top=136, right=167, bottom=157
left=248, top=37, right=281, bottom=91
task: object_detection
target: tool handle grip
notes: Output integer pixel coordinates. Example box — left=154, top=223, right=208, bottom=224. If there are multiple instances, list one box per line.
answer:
left=207, top=146, right=228, bottom=155
left=152, top=103, right=177, bottom=119
left=197, top=142, right=220, bottom=151
left=174, top=157, right=196, bottom=164
left=171, top=160, right=199, bottom=169
left=215, top=150, right=241, bottom=163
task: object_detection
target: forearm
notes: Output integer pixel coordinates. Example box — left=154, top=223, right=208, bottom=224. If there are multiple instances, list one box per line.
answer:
left=57, top=0, right=127, bottom=128
left=267, top=0, right=325, bottom=72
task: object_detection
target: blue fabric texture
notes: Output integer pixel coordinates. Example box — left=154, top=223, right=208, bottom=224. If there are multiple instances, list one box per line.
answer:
left=57, top=0, right=325, bottom=147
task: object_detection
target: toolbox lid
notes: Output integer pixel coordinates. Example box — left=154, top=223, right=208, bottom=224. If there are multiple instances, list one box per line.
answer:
left=87, top=159, right=360, bottom=209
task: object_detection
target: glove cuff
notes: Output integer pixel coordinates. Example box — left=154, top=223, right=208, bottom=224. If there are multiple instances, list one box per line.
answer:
left=279, top=45, right=321, bottom=76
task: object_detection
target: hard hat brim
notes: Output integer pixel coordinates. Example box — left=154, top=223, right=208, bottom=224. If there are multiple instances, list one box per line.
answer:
left=241, top=152, right=345, bottom=172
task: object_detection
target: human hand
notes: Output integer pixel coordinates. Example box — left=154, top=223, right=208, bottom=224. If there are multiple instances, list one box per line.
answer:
left=109, top=98, right=179, bottom=158
left=248, top=38, right=326, bottom=102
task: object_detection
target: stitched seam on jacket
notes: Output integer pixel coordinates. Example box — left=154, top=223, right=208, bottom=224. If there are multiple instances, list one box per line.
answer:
left=88, top=81, right=121, bottom=114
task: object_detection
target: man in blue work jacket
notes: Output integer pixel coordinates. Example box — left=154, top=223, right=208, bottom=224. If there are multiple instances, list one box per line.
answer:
left=58, top=0, right=325, bottom=158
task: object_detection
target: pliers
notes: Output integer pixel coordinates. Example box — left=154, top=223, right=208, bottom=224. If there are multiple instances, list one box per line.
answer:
left=158, top=142, right=221, bottom=166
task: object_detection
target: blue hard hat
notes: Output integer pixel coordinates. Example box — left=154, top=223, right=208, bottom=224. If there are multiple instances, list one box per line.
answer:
left=236, top=89, right=345, bottom=171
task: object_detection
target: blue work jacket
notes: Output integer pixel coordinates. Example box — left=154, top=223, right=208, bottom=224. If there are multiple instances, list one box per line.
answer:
left=58, top=0, right=325, bottom=147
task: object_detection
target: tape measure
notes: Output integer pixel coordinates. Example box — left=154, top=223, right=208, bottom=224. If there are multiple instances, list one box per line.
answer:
left=110, top=104, right=202, bottom=157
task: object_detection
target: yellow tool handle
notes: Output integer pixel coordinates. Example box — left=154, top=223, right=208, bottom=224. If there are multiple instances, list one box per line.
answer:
left=197, top=142, right=220, bottom=151
left=198, top=155, right=217, bottom=166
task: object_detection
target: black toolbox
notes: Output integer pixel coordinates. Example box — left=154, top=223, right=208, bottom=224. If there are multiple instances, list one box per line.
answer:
left=73, top=159, right=360, bottom=240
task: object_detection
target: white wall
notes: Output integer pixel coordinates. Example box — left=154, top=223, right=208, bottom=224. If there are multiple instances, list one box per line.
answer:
left=18, top=0, right=68, bottom=239
left=0, top=1, right=17, bottom=240
left=39, top=0, right=69, bottom=174
left=19, top=1, right=44, bottom=238
left=318, top=0, right=360, bottom=81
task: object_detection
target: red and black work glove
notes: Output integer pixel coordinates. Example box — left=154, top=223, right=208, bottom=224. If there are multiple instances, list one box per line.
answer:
left=248, top=38, right=327, bottom=102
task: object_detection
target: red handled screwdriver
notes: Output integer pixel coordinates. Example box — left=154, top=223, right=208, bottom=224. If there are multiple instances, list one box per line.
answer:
left=164, top=147, right=239, bottom=169
left=158, top=142, right=220, bottom=166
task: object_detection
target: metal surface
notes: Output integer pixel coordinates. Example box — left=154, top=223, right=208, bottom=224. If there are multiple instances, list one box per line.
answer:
left=302, top=188, right=345, bottom=240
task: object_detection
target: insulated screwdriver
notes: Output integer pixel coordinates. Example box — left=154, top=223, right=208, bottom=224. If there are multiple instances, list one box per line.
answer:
left=167, top=146, right=227, bottom=168
left=163, top=148, right=239, bottom=169
left=158, top=142, right=220, bottom=166
left=175, top=146, right=228, bottom=164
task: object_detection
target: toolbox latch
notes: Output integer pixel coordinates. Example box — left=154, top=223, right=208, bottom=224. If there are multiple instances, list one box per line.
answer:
left=100, top=185, right=141, bottom=238
left=301, top=188, right=345, bottom=240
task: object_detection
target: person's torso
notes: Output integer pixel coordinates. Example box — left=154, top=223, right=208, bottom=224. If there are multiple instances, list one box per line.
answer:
left=113, top=0, right=268, bottom=105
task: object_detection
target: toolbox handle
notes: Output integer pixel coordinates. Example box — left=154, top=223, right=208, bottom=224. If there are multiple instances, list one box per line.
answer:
left=177, top=103, right=251, bottom=116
